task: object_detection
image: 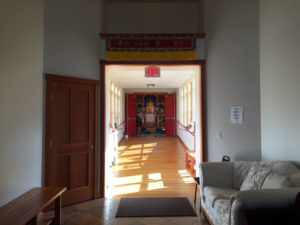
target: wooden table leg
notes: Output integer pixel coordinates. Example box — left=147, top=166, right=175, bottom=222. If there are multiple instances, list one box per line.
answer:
left=194, top=183, right=197, bottom=204
left=53, top=195, right=62, bottom=225
left=191, top=158, right=195, bottom=173
left=185, top=152, right=189, bottom=167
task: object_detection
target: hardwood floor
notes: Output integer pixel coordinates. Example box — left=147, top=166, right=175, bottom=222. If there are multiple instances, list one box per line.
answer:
left=58, top=135, right=211, bottom=225
left=106, top=135, right=196, bottom=198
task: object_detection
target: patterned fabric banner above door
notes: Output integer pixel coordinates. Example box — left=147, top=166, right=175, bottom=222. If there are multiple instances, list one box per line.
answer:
left=105, top=34, right=197, bottom=61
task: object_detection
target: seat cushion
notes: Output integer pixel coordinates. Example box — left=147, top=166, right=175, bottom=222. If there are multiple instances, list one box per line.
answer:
left=203, top=186, right=239, bottom=207
left=202, top=198, right=231, bottom=225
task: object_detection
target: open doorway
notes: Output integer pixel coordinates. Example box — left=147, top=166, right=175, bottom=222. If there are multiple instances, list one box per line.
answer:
left=99, top=61, right=205, bottom=199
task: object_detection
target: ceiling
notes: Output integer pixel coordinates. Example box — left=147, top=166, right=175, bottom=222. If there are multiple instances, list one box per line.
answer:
left=106, top=65, right=198, bottom=88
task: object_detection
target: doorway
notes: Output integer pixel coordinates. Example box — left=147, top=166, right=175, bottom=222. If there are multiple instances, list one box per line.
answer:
left=99, top=61, right=205, bottom=198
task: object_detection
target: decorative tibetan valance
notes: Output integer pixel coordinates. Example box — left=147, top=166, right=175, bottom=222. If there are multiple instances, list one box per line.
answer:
left=105, top=34, right=197, bottom=61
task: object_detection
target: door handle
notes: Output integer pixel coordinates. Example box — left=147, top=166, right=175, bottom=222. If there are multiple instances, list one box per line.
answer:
left=89, top=145, right=94, bottom=150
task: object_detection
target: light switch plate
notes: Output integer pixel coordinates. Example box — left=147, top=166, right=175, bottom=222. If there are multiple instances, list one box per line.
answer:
left=217, top=131, right=222, bottom=140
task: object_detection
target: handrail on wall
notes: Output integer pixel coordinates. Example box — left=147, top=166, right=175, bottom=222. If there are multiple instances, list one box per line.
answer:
left=111, top=121, right=126, bottom=133
left=176, top=120, right=196, bottom=152
left=176, top=120, right=195, bottom=137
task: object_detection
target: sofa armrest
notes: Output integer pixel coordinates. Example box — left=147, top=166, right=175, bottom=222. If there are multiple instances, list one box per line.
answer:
left=199, top=162, right=234, bottom=199
left=230, top=188, right=300, bottom=225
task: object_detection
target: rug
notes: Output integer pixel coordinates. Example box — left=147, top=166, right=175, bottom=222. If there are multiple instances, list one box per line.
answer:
left=116, top=197, right=197, bottom=217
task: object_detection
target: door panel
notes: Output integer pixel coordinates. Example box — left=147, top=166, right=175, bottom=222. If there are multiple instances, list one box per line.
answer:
left=46, top=77, right=96, bottom=206
left=53, top=89, right=70, bottom=144
left=126, top=94, right=136, bottom=136
left=71, top=90, right=90, bottom=143
left=165, top=93, right=176, bottom=136
left=70, top=153, right=89, bottom=189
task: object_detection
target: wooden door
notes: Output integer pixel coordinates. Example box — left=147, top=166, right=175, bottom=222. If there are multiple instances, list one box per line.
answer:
left=45, top=75, right=98, bottom=206
left=165, top=93, right=176, bottom=136
left=126, top=94, right=136, bottom=136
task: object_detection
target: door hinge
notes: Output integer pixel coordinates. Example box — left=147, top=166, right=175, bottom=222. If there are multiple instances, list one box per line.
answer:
left=50, top=93, right=53, bottom=102
left=49, top=140, right=52, bottom=149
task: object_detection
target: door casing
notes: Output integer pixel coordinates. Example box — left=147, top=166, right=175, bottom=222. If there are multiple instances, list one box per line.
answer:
left=99, top=60, right=206, bottom=198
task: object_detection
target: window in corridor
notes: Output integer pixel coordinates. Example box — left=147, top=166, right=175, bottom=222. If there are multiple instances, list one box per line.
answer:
left=110, top=82, right=121, bottom=126
left=179, top=78, right=195, bottom=127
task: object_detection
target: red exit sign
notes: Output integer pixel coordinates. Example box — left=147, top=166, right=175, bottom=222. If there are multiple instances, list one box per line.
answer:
left=145, top=66, right=160, bottom=77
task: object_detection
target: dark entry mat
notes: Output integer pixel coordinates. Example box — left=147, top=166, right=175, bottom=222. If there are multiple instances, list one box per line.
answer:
left=116, top=197, right=197, bottom=217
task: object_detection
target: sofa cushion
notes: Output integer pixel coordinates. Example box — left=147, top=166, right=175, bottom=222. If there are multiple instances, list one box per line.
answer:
left=203, top=186, right=239, bottom=208
left=240, top=166, right=271, bottom=191
left=213, top=199, right=231, bottom=225
left=269, top=162, right=299, bottom=176
left=290, top=173, right=300, bottom=187
left=262, top=172, right=290, bottom=189
left=202, top=198, right=231, bottom=225
left=233, top=161, right=261, bottom=189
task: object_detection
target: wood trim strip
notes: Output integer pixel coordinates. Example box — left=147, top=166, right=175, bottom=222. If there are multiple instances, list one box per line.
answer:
left=94, top=85, right=99, bottom=198
left=100, top=60, right=205, bottom=65
left=99, top=61, right=106, bottom=198
left=99, top=33, right=206, bottom=39
left=200, top=63, right=206, bottom=162
left=132, top=92, right=169, bottom=95
left=46, top=74, right=99, bottom=85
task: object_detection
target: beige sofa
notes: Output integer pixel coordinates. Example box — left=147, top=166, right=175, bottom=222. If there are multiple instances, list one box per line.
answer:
left=199, top=161, right=300, bottom=225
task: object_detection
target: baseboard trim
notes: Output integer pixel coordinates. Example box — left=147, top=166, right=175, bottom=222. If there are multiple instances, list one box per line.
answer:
left=176, top=135, right=189, bottom=150
left=118, top=135, right=125, bottom=145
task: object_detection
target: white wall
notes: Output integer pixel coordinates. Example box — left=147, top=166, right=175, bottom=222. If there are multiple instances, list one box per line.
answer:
left=106, top=2, right=202, bottom=33
left=44, top=0, right=101, bottom=80
left=260, top=0, right=300, bottom=161
left=0, top=0, right=44, bottom=206
left=204, top=0, right=261, bottom=161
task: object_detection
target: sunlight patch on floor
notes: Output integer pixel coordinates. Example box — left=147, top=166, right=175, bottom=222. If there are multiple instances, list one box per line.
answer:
left=129, top=144, right=143, bottom=149
left=110, top=184, right=141, bottom=196
left=118, top=146, right=127, bottom=150
left=147, top=181, right=165, bottom=191
left=118, top=155, right=150, bottom=163
left=183, top=177, right=195, bottom=183
left=143, top=143, right=157, bottom=148
left=114, top=163, right=144, bottom=171
left=178, top=169, right=194, bottom=183
left=113, top=175, right=143, bottom=185
left=148, top=172, right=162, bottom=180
left=122, top=150, right=142, bottom=156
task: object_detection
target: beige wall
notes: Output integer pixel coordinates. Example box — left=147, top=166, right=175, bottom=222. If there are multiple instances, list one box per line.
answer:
left=204, top=0, right=261, bottom=161
left=106, top=3, right=200, bottom=33
left=105, top=1, right=203, bottom=33
left=0, top=0, right=44, bottom=206
left=44, top=0, right=101, bottom=80
left=260, top=0, right=300, bottom=160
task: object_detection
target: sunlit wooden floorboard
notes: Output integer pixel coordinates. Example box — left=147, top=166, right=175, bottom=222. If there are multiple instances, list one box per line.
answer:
left=106, top=135, right=196, bottom=198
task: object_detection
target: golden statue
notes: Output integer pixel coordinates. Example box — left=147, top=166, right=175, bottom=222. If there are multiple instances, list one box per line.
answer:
left=146, top=99, right=154, bottom=113
left=147, top=99, right=154, bottom=108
